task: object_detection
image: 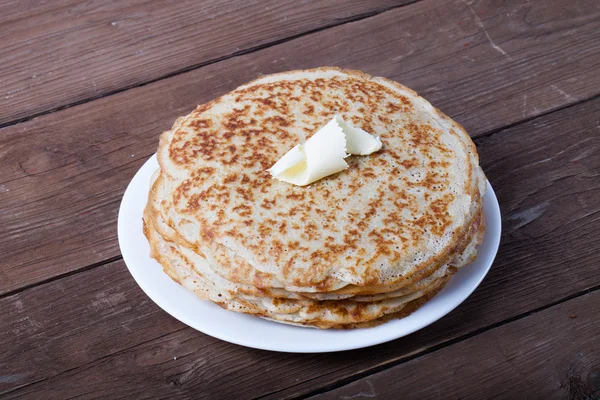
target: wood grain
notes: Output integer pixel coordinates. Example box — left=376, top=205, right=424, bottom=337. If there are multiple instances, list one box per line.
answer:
left=310, top=291, right=600, bottom=400
left=0, top=0, right=412, bottom=126
left=1, top=0, right=599, bottom=295
left=0, top=259, right=186, bottom=396
left=1, top=97, right=599, bottom=399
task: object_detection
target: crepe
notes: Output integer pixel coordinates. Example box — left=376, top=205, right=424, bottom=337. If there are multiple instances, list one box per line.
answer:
left=145, top=200, right=456, bottom=328
left=145, top=67, right=486, bottom=328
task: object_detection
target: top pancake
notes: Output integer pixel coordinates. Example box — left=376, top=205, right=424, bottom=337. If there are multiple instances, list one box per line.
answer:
left=157, top=67, right=486, bottom=292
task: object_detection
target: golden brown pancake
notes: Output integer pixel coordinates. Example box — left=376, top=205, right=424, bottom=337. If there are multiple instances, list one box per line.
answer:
left=145, top=67, right=486, bottom=328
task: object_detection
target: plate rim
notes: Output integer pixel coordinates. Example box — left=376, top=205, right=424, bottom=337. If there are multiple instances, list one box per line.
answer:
left=118, top=154, right=501, bottom=353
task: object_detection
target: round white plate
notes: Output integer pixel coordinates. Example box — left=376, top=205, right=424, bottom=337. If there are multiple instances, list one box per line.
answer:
left=118, top=154, right=501, bottom=353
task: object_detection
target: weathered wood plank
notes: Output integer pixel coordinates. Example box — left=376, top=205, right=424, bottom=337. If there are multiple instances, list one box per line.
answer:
left=310, top=291, right=600, bottom=400
left=1, top=0, right=599, bottom=295
left=1, top=97, right=599, bottom=399
left=0, top=0, right=412, bottom=126
left=0, top=259, right=186, bottom=395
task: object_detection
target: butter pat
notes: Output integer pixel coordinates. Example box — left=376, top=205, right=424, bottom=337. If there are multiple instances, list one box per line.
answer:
left=268, top=116, right=382, bottom=186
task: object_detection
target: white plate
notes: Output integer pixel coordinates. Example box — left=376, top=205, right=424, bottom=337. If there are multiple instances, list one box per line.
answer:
left=118, top=155, right=501, bottom=353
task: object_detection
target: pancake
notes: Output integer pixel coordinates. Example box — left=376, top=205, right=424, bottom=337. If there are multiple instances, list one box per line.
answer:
left=144, top=201, right=451, bottom=328
left=156, top=67, right=486, bottom=293
left=144, top=67, right=487, bottom=328
left=152, top=169, right=483, bottom=297
left=147, top=173, right=474, bottom=302
left=148, top=170, right=483, bottom=302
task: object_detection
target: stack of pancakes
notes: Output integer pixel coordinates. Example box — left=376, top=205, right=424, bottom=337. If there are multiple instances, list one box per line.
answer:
left=144, top=68, right=486, bottom=329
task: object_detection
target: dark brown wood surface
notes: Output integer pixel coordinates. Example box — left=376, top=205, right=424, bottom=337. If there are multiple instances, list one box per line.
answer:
left=310, top=290, right=600, bottom=400
left=1, top=0, right=599, bottom=398
left=2, top=0, right=599, bottom=295
left=0, top=0, right=412, bottom=127
left=1, top=95, right=598, bottom=398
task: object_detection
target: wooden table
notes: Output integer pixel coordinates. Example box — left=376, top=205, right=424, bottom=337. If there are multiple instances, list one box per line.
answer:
left=1, top=0, right=599, bottom=398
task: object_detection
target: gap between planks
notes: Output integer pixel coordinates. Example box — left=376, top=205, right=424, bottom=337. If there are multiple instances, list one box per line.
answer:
left=0, top=0, right=420, bottom=131
left=474, top=92, right=600, bottom=141
left=0, top=255, right=123, bottom=301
